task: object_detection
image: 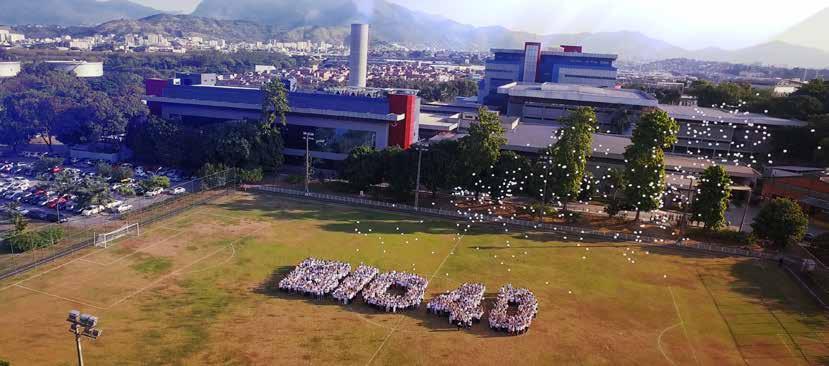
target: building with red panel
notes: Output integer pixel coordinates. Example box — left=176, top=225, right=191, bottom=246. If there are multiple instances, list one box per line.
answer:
left=142, top=74, right=420, bottom=166
left=761, top=171, right=829, bottom=216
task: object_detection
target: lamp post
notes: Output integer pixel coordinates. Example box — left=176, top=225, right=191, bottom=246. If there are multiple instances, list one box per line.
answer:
left=66, top=310, right=102, bottom=366
left=414, top=144, right=429, bottom=210
left=302, top=131, right=315, bottom=194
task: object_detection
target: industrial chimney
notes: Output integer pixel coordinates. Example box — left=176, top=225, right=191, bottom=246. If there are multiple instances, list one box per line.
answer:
left=348, top=23, right=369, bottom=88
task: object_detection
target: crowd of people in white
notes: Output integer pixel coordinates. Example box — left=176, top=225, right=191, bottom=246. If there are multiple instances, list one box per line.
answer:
left=427, top=283, right=486, bottom=328
left=278, top=258, right=351, bottom=297
left=488, top=284, right=539, bottom=335
left=278, top=258, right=538, bottom=335
left=362, top=271, right=429, bottom=312
left=332, top=264, right=379, bottom=303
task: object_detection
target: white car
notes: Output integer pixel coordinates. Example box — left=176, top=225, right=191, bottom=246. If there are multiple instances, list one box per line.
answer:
left=170, top=187, right=186, bottom=195
left=116, top=204, right=133, bottom=213
left=145, top=188, right=164, bottom=197
left=105, top=200, right=123, bottom=209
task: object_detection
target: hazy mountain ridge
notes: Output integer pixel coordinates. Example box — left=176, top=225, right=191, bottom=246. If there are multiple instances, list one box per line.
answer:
left=0, top=0, right=162, bottom=26
left=2, top=0, right=828, bottom=68
left=776, top=7, right=829, bottom=53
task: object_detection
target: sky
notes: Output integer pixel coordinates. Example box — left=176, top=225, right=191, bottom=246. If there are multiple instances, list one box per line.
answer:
left=130, top=0, right=828, bottom=50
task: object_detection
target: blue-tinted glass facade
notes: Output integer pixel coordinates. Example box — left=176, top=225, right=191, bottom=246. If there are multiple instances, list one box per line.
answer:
left=281, top=125, right=377, bottom=154
left=162, top=85, right=390, bottom=115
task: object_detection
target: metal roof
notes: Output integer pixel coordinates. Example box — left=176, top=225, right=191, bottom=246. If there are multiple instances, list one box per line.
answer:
left=658, top=104, right=806, bottom=127
left=498, top=82, right=658, bottom=107
left=490, top=48, right=618, bottom=59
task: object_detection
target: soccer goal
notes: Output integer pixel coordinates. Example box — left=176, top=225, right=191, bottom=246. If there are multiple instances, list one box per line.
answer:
left=95, top=223, right=140, bottom=248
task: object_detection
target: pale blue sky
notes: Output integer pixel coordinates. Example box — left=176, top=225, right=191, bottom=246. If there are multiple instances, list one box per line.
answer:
left=130, top=0, right=828, bottom=50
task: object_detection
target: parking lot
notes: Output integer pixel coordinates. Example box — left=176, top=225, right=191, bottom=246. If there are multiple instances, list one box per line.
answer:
left=1, top=154, right=194, bottom=230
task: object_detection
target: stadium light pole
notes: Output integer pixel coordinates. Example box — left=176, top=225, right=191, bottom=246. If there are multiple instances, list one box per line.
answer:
left=302, top=131, right=315, bottom=194
left=66, top=310, right=102, bottom=366
left=414, top=144, right=429, bottom=210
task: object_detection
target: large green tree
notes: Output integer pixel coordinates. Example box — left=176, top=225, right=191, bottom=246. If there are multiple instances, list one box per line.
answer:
left=261, top=77, right=290, bottom=127
left=752, top=198, right=809, bottom=247
left=341, top=146, right=383, bottom=193
left=486, top=151, right=531, bottom=203
left=690, top=165, right=732, bottom=230
left=544, top=107, right=596, bottom=211
left=457, top=107, right=507, bottom=197
left=623, top=109, right=679, bottom=221
left=421, top=139, right=460, bottom=198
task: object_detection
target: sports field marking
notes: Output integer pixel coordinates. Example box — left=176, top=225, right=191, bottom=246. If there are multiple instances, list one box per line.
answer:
left=668, top=286, right=700, bottom=365
left=105, top=243, right=231, bottom=308
left=657, top=322, right=681, bottom=366
left=0, top=219, right=192, bottom=293
left=365, top=234, right=466, bottom=366
left=13, top=284, right=107, bottom=310
left=697, top=270, right=749, bottom=365
left=77, top=229, right=187, bottom=266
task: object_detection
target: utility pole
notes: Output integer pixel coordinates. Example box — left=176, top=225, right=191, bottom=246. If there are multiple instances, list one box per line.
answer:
left=680, top=176, right=696, bottom=239
left=303, top=131, right=314, bottom=194
left=66, top=310, right=102, bottom=366
left=739, top=188, right=753, bottom=232
left=414, top=145, right=428, bottom=210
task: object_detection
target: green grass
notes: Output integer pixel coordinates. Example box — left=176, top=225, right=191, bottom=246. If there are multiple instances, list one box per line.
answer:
left=0, top=191, right=827, bottom=365
left=130, top=255, right=173, bottom=275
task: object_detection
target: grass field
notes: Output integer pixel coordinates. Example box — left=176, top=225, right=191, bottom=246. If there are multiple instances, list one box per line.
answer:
left=1, top=191, right=828, bottom=365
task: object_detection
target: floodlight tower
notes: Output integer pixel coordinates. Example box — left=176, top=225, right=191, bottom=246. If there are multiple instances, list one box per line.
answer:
left=66, top=310, right=102, bottom=366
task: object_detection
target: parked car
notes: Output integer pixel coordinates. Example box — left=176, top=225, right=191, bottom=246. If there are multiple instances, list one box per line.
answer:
left=170, top=187, right=186, bottom=195
left=145, top=188, right=164, bottom=197
left=115, top=204, right=133, bottom=213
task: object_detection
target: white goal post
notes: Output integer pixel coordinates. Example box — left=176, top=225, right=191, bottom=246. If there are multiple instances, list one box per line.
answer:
left=95, top=223, right=140, bottom=248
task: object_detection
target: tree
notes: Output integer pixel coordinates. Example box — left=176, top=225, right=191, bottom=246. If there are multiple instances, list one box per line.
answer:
left=112, top=166, right=134, bottom=182
left=751, top=198, right=808, bottom=247
left=487, top=151, right=531, bottom=203
left=421, top=140, right=460, bottom=198
left=457, top=107, right=507, bottom=196
left=544, top=107, right=596, bottom=211
left=383, top=147, right=416, bottom=199
left=690, top=165, right=732, bottom=230
left=602, top=169, right=628, bottom=218
left=95, top=161, right=113, bottom=178
left=140, top=176, right=171, bottom=191
left=623, top=148, right=666, bottom=221
left=33, top=156, right=64, bottom=174
left=341, top=146, right=382, bottom=192
left=623, top=110, right=679, bottom=221
left=261, top=78, right=290, bottom=127
left=73, top=176, right=113, bottom=207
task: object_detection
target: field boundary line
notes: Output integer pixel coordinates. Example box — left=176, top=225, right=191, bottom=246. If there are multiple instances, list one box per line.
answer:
left=105, top=225, right=270, bottom=309
left=697, top=270, right=750, bottom=365
left=668, top=286, right=700, bottom=365
left=13, top=284, right=106, bottom=310
left=77, top=229, right=188, bottom=266
left=0, top=220, right=190, bottom=293
left=105, top=244, right=230, bottom=308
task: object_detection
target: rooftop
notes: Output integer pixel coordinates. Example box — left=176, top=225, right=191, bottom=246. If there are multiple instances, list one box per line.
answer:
left=491, top=48, right=618, bottom=60
left=498, top=82, right=658, bottom=107
left=658, top=104, right=806, bottom=127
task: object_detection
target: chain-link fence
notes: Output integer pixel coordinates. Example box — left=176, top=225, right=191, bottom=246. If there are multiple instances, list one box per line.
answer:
left=0, top=169, right=237, bottom=281
left=251, top=185, right=776, bottom=260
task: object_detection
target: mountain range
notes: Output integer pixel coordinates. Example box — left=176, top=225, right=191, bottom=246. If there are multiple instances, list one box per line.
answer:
left=2, top=0, right=828, bottom=68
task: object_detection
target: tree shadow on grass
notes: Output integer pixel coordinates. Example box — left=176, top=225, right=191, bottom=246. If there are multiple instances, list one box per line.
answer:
left=252, top=268, right=525, bottom=338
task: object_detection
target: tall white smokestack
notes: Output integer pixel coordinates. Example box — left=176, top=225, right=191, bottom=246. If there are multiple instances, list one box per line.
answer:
left=348, top=23, right=369, bottom=88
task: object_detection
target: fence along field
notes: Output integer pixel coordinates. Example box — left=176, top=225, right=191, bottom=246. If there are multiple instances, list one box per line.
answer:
left=0, top=169, right=237, bottom=280
left=1, top=191, right=828, bottom=365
